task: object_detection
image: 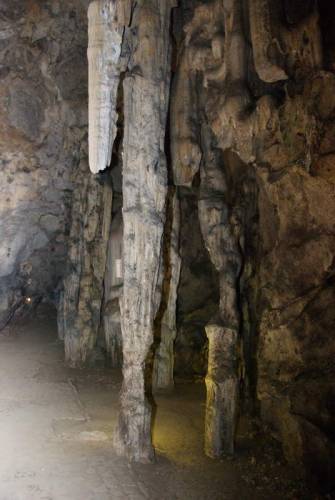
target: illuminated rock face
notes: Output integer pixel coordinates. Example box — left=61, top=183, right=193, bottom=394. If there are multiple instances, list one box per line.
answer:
left=54, top=0, right=335, bottom=485
left=170, top=0, right=335, bottom=488
left=87, top=0, right=130, bottom=174
left=205, top=323, right=239, bottom=457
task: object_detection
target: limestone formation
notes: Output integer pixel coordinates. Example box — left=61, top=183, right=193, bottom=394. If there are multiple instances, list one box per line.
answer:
left=152, top=191, right=181, bottom=392
left=198, top=128, right=241, bottom=456
left=170, top=1, right=335, bottom=487
left=113, top=0, right=176, bottom=462
left=170, top=49, right=201, bottom=186
left=0, top=0, right=88, bottom=329
left=249, top=0, right=288, bottom=83
left=61, top=161, right=113, bottom=367
left=103, top=210, right=123, bottom=367
left=205, top=322, right=239, bottom=457
left=2, top=0, right=335, bottom=491
left=87, top=0, right=130, bottom=174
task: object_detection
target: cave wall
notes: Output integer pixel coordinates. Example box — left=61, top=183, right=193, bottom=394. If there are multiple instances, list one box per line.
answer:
left=170, top=0, right=335, bottom=488
left=0, top=0, right=89, bottom=326
left=2, top=0, right=333, bottom=489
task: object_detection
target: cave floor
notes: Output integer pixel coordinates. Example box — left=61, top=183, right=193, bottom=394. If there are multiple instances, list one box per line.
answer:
left=0, top=306, right=309, bottom=500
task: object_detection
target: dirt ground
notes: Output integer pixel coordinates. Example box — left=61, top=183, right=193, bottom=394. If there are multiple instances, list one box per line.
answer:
left=0, top=305, right=316, bottom=500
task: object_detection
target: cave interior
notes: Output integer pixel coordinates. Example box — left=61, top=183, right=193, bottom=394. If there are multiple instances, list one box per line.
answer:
left=0, top=0, right=334, bottom=498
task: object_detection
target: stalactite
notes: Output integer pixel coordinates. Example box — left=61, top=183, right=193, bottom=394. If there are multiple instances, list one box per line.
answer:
left=113, top=0, right=175, bottom=462
left=152, top=191, right=181, bottom=392
left=87, top=0, right=130, bottom=174
left=60, top=0, right=132, bottom=368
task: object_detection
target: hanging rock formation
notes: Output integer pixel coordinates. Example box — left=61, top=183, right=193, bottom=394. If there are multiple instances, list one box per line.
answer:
left=87, top=0, right=131, bottom=174
left=59, top=0, right=131, bottom=367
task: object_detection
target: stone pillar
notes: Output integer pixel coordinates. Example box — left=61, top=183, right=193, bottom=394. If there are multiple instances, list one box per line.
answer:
left=152, top=191, right=181, bottom=392
left=205, top=323, right=239, bottom=457
left=113, top=0, right=175, bottom=462
left=198, top=126, right=242, bottom=457
left=62, top=162, right=113, bottom=367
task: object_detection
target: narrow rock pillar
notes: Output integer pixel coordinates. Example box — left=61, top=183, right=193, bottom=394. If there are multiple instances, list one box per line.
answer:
left=199, top=127, right=241, bottom=456
left=152, top=191, right=181, bottom=392
left=62, top=164, right=113, bottom=367
left=205, top=323, right=239, bottom=457
left=113, top=0, right=175, bottom=462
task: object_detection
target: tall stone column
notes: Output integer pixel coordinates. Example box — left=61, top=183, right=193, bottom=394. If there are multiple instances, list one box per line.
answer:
left=152, top=191, right=181, bottom=392
left=113, top=0, right=175, bottom=462
left=198, top=127, right=242, bottom=457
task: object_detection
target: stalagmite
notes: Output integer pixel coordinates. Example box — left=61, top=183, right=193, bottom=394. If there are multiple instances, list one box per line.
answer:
left=113, top=0, right=175, bottom=462
left=198, top=127, right=241, bottom=457
left=205, top=322, right=239, bottom=457
left=152, top=191, right=181, bottom=392
left=88, top=0, right=130, bottom=174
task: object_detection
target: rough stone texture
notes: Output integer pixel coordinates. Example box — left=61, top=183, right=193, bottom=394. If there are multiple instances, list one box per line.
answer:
left=113, top=0, right=175, bottom=462
left=60, top=158, right=113, bottom=367
left=87, top=0, right=130, bottom=174
left=198, top=127, right=242, bottom=457
left=0, top=0, right=89, bottom=328
left=2, top=0, right=334, bottom=488
left=175, top=188, right=220, bottom=378
left=171, top=0, right=335, bottom=490
left=103, top=210, right=123, bottom=367
left=152, top=190, right=181, bottom=392
left=205, top=322, right=239, bottom=457
left=59, top=0, right=132, bottom=368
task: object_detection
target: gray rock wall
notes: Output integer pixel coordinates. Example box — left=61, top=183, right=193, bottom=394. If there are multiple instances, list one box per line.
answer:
left=0, top=0, right=89, bottom=326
